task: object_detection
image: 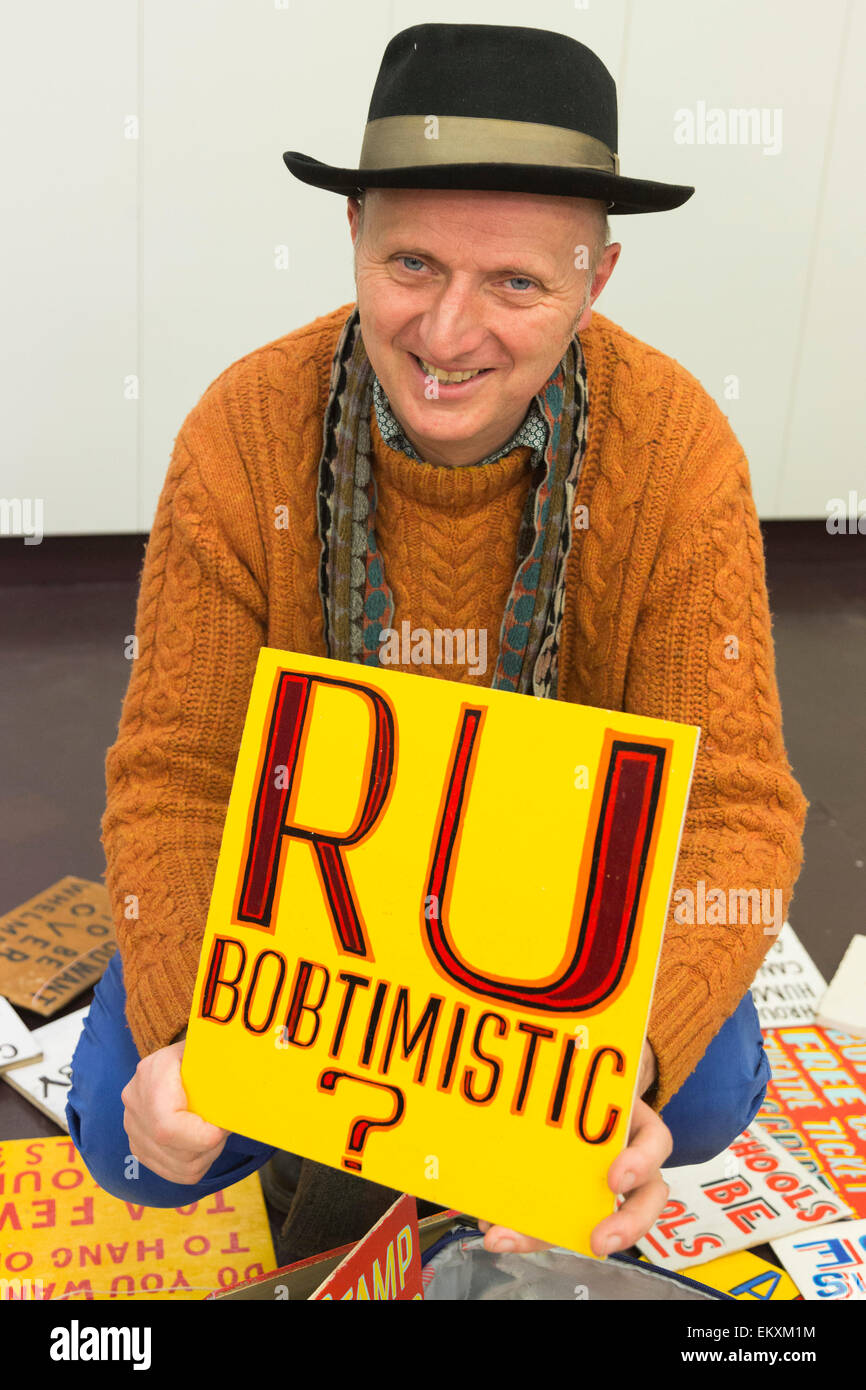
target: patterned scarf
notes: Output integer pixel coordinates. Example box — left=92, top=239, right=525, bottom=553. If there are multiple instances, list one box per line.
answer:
left=316, top=306, right=588, bottom=698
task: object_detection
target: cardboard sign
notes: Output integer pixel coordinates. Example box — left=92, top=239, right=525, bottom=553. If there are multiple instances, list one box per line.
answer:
left=0, top=997, right=41, bottom=1072
left=638, top=1124, right=851, bottom=1271
left=754, top=1026, right=866, bottom=1217
left=206, top=1207, right=458, bottom=1301
left=677, top=1249, right=799, bottom=1301
left=816, top=935, right=866, bottom=1038
left=0, top=878, right=116, bottom=1016
left=0, top=1008, right=88, bottom=1128
left=311, top=1193, right=422, bottom=1299
left=0, top=1135, right=273, bottom=1300
left=772, top=1220, right=866, bottom=1301
left=749, top=922, right=827, bottom=1030
left=182, top=648, right=699, bottom=1254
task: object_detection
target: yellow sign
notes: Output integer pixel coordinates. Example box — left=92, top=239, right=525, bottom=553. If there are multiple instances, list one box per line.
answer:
left=0, top=1136, right=273, bottom=1300
left=182, top=648, right=699, bottom=1254
left=679, top=1250, right=800, bottom=1301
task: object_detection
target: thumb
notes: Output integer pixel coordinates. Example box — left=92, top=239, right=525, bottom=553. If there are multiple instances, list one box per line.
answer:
left=163, top=1046, right=229, bottom=1147
left=170, top=1105, right=230, bottom=1151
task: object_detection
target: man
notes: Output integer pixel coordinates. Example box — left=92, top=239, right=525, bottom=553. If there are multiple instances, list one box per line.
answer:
left=68, top=24, right=807, bottom=1267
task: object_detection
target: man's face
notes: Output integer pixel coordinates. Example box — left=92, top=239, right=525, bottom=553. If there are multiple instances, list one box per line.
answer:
left=347, top=187, right=620, bottom=468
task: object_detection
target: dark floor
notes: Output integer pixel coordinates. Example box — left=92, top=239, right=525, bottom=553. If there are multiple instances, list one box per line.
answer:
left=0, top=522, right=864, bottom=1258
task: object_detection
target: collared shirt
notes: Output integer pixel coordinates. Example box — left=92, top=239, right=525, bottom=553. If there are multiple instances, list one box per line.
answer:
left=372, top=375, right=548, bottom=466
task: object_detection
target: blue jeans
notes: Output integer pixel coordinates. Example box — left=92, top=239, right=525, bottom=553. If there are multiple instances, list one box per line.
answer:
left=66, top=952, right=771, bottom=1207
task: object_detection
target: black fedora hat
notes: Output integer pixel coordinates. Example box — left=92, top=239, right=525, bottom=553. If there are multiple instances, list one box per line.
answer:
left=283, top=23, right=694, bottom=216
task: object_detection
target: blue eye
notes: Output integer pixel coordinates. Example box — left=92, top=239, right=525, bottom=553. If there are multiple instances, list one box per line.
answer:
left=507, top=277, right=535, bottom=292
left=399, top=256, right=426, bottom=272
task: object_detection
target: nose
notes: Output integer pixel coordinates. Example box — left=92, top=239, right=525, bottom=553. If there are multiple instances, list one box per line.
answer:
left=417, top=276, right=489, bottom=368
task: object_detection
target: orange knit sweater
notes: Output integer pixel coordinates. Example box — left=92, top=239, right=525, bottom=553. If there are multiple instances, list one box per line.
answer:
left=101, top=302, right=807, bottom=1111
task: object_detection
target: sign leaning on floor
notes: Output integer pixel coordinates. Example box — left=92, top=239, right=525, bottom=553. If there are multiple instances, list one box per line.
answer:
left=182, top=647, right=699, bottom=1255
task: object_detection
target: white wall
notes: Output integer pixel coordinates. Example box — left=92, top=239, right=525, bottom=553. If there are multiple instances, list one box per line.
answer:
left=2, top=0, right=861, bottom=533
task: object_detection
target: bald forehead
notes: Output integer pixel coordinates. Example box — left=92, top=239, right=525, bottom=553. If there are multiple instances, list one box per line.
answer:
left=360, top=185, right=604, bottom=228
left=355, top=188, right=607, bottom=269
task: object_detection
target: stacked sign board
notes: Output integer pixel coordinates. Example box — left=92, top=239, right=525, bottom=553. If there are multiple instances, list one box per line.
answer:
left=638, top=924, right=866, bottom=1299
left=182, top=647, right=701, bottom=1256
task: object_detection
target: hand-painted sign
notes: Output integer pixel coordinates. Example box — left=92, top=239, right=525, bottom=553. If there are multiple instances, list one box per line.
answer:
left=678, top=1249, right=800, bottom=1301
left=638, top=1124, right=850, bottom=1270
left=0, top=877, right=116, bottom=1016
left=0, top=1008, right=87, bottom=1128
left=816, top=935, right=866, bottom=1038
left=749, top=922, right=827, bottom=1030
left=182, top=648, right=699, bottom=1254
left=754, top=1026, right=866, bottom=1217
left=0, top=997, right=40, bottom=1073
left=642, top=1248, right=799, bottom=1300
left=0, top=1135, right=273, bottom=1300
left=311, top=1193, right=422, bottom=1299
left=772, top=1219, right=866, bottom=1300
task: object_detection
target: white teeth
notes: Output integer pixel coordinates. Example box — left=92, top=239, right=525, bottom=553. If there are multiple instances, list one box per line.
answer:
left=419, top=357, right=484, bottom=383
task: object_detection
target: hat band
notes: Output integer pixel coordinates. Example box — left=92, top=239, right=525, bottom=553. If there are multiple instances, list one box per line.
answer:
left=359, top=115, right=620, bottom=176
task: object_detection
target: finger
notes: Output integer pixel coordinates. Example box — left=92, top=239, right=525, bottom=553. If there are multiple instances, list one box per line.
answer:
left=124, top=1128, right=227, bottom=1185
left=144, top=1054, right=216, bottom=1130
left=637, top=1040, right=655, bottom=1096
left=123, top=1107, right=229, bottom=1175
left=128, top=1151, right=215, bottom=1185
left=481, top=1224, right=550, bottom=1255
left=139, top=1106, right=229, bottom=1162
left=607, top=1100, right=672, bottom=1196
left=161, top=1106, right=231, bottom=1152
left=122, top=1070, right=229, bottom=1152
left=591, top=1174, right=670, bottom=1258
left=123, top=1101, right=229, bottom=1162
left=125, top=1041, right=193, bottom=1115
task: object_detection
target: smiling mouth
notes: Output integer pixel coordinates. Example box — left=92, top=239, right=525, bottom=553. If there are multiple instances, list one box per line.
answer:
left=412, top=353, right=493, bottom=384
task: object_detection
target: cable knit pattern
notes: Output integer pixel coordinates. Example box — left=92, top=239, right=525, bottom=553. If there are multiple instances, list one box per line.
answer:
left=372, top=407, right=536, bottom=685
left=101, top=301, right=807, bottom=1110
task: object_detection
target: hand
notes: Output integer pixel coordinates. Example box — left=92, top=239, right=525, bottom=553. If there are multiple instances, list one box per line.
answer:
left=478, top=1040, right=672, bottom=1258
left=121, top=1039, right=230, bottom=1185
left=637, top=1036, right=657, bottom=1098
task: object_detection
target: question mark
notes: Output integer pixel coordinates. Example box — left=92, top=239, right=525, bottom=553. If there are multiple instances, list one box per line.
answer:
left=318, top=1069, right=406, bottom=1173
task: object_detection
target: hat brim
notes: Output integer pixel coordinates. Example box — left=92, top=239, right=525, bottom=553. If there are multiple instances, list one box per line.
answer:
left=282, top=151, right=694, bottom=215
